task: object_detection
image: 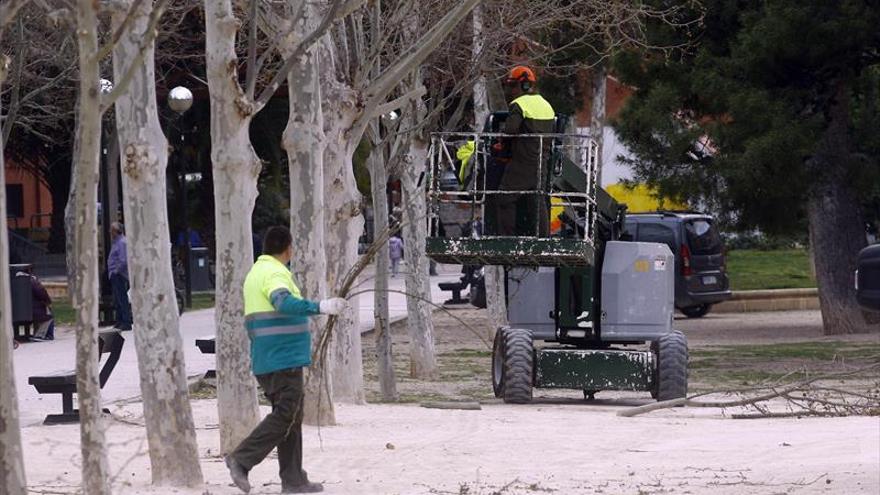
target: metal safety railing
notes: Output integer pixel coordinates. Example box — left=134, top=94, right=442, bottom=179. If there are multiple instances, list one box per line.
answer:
left=427, top=131, right=599, bottom=247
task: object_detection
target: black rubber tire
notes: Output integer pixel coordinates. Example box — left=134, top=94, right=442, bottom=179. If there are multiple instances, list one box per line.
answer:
left=500, top=328, right=534, bottom=404
left=680, top=304, right=711, bottom=318
left=653, top=330, right=688, bottom=402
left=491, top=328, right=506, bottom=398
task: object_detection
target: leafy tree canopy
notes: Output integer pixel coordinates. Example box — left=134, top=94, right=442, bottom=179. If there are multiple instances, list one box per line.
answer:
left=613, top=0, right=880, bottom=234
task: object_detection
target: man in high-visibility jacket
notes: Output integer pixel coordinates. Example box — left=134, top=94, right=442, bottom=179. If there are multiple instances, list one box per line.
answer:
left=496, top=65, right=555, bottom=235
left=225, top=226, right=347, bottom=494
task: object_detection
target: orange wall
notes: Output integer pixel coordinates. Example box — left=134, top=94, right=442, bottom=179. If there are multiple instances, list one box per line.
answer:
left=574, top=70, right=635, bottom=127
left=5, top=160, right=52, bottom=229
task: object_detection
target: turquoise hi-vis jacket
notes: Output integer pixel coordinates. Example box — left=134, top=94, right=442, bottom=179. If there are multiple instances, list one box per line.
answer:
left=243, top=255, right=320, bottom=375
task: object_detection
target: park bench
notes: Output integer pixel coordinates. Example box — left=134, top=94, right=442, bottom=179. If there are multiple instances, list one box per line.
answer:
left=195, top=335, right=216, bottom=379
left=438, top=281, right=468, bottom=305
left=28, top=329, right=125, bottom=425
left=439, top=265, right=482, bottom=306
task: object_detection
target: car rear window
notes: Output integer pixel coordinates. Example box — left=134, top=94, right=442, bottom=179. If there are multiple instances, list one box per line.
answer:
left=685, top=219, right=723, bottom=255
left=634, top=223, right=677, bottom=251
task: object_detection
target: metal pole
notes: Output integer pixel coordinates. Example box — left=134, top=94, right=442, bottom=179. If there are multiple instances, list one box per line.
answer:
left=180, top=119, right=192, bottom=308
left=100, top=132, right=111, bottom=300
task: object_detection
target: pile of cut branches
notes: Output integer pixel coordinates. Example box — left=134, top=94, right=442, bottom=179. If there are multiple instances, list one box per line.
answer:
left=620, top=362, right=880, bottom=419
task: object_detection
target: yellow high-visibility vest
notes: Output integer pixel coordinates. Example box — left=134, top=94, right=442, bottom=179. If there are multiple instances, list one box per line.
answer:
left=510, top=94, right=555, bottom=120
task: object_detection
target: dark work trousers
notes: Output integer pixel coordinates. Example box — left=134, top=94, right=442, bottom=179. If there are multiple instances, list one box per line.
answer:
left=110, top=273, right=132, bottom=330
left=232, top=367, right=308, bottom=487
left=495, top=194, right=549, bottom=236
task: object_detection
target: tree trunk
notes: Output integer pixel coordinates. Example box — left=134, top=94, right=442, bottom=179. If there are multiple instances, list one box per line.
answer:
left=368, top=137, right=399, bottom=399
left=111, top=2, right=203, bottom=486
left=283, top=24, right=335, bottom=425
left=807, top=83, right=874, bottom=335
left=64, top=173, right=77, bottom=304
left=471, top=5, right=489, bottom=127
left=0, top=54, right=27, bottom=495
left=400, top=122, right=438, bottom=379
left=72, top=1, right=111, bottom=493
left=204, top=0, right=262, bottom=453
left=471, top=40, right=506, bottom=335
left=323, top=89, right=366, bottom=403
left=590, top=67, right=606, bottom=185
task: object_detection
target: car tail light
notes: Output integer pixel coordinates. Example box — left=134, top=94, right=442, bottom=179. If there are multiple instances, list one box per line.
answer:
left=681, top=244, right=693, bottom=277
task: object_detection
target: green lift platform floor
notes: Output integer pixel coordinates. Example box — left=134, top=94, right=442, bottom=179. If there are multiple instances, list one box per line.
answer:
left=425, top=237, right=595, bottom=267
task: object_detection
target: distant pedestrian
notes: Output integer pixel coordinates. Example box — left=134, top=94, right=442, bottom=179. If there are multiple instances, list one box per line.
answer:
left=108, top=222, right=132, bottom=331
left=389, top=235, right=403, bottom=277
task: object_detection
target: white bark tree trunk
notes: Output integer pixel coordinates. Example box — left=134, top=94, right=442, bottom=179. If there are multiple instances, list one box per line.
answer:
left=396, top=67, right=438, bottom=379
left=590, top=67, right=606, bottom=186
left=204, top=0, right=262, bottom=454
left=0, top=54, right=27, bottom=495
left=400, top=122, right=438, bottom=379
left=471, top=22, right=506, bottom=334
left=312, top=0, right=479, bottom=403
left=471, top=5, right=489, bottom=128
left=72, top=1, right=111, bottom=493
left=111, top=1, right=203, bottom=486
left=323, top=98, right=366, bottom=403
left=368, top=136, right=399, bottom=399
left=283, top=19, right=335, bottom=425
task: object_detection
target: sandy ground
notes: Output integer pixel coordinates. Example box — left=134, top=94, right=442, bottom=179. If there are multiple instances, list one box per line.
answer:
left=17, top=306, right=880, bottom=494
left=21, top=398, right=880, bottom=495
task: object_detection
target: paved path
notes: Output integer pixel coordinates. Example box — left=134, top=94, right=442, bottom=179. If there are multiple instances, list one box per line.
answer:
left=12, top=263, right=462, bottom=426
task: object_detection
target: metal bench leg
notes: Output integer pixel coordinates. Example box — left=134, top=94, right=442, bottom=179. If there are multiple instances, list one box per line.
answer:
left=62, top=392, right=73, bottom=413
left=43, top=392, right=81, bottom=425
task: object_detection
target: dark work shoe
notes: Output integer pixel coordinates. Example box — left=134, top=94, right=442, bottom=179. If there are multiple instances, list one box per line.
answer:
left=282, top=481, right=324, bottom=493
left=224, top=455, right=251, bottom=493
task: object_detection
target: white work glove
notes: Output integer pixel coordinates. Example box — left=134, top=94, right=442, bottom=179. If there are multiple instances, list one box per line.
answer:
left=319, top=297, right=348, bottom=315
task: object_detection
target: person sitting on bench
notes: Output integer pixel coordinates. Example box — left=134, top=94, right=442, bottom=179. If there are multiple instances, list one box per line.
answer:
left=18, top=267, right=55, bottom=341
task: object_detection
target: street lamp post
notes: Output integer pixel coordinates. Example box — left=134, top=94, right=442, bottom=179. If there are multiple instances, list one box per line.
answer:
left=168, top=86, right=193, bottom=308
left=99, top=78, right=114, bottom=323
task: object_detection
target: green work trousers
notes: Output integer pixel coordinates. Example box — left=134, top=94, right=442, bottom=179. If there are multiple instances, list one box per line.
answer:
left=231, top=367, right=308, bottom=487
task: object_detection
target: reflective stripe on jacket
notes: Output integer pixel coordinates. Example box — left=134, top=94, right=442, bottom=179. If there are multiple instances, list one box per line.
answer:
left=243, top=255, right=319, bottom=375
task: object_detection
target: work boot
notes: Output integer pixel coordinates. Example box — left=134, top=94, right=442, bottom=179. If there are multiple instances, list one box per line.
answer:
left=282, top=481, right=324, bottom=493
left=224, top=455, right=251, bottom=493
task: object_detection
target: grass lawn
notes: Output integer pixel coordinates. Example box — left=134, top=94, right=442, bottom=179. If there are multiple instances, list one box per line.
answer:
left=689, top=340, right=880, bottom=390
left=726, top=249, right=816, bottom=291
left=51, top=292, right=215, bottom=326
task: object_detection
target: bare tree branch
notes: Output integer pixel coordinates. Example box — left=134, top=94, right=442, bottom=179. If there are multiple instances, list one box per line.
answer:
left=618, top=362, right=880, bottom=418
left=253, top=0, right=357, bottom=110
left=95, top=0, right=148, bottom=61
left=351, top=0, right=481, bottom=142
left=0, top=0, right=29, bottom=36
left=99, top=0, right=169, bottom=114
left=244, top=0, right=259, bottom=99
left=370, top=85, right=426, bottom=120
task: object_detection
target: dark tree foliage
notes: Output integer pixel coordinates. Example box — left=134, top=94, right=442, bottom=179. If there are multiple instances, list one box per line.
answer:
left=613, top=0, right=880, bottom=233
left=613, top=0, right=880, bottom=333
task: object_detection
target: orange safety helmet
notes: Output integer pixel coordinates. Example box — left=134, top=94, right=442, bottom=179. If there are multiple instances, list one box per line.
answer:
left=507, top=66, right=537, bottom=84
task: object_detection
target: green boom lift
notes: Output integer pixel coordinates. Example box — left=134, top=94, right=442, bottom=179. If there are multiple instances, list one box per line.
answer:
left=425, top=113, right=688, bottom=403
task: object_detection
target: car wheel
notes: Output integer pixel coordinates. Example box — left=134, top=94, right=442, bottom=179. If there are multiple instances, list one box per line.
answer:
left=680, top=304, right=711, bottom=318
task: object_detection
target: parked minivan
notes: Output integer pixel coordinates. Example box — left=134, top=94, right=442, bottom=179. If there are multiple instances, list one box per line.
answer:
left=624, top=212, right=732, bottom=317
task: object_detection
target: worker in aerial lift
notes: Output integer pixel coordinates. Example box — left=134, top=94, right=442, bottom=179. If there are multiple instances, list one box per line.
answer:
left=494, top=65, right=556, bottom=236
